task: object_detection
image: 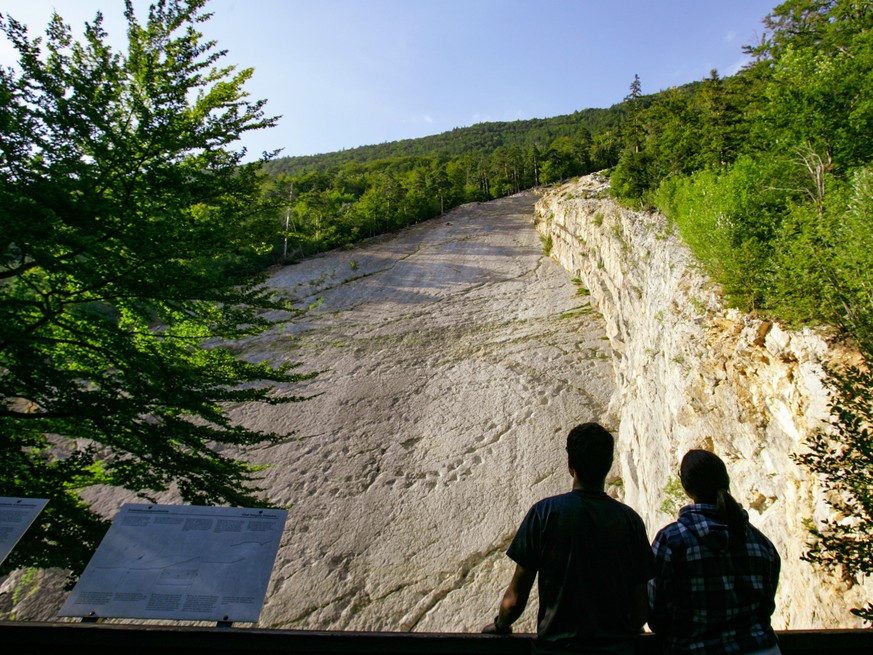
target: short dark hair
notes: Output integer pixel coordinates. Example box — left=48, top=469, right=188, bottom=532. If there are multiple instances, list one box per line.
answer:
left=566, top=422, right=614, bottom=485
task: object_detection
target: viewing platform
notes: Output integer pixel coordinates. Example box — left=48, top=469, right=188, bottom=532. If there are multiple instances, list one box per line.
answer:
left=2, top=622, right=872, bottom=654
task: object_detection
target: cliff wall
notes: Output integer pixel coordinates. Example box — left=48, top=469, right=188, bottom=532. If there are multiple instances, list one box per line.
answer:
left=534, top=174, right=871, bottom=629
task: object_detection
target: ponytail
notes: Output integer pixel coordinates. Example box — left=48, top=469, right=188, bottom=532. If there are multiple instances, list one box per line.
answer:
left=716, top=488, right=748, bottom=539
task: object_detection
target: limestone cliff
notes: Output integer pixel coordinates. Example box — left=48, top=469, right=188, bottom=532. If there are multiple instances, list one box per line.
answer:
left=534, top=174, right=871, bottom=629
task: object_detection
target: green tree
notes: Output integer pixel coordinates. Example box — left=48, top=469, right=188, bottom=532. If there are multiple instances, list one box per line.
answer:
left=589, top=129, right=620, bottom=171
left=639, top=85, right=700, bottom=180
left=540, top=135, right=590, bottom=184
left=608, top=148, right=656, bottom=206
left=696, top=69, right=747, bottom=168
left=746, top=0, right=852, bottom=65
left=794, top=363, right=873, bottom=622
left=427, top=158, right=451, bottom=215
left=490, top=145, right=522, bottom=196
left=653, top=155, right=795, bottom=310
left=401, top=164, right=433, bottom=222
left=0, top=0, right=313, bottom=578
left=621, top=73, right=645, bottom=154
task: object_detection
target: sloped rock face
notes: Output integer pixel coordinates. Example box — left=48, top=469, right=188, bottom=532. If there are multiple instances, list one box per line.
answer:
left=534, top=174, right=871, bottom=629
left=244, top=193, right=617, bottom=632
left=1, top=193, right=615, bottom=632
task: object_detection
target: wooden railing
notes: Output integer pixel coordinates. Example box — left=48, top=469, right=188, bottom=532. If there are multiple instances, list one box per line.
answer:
left=2, top=622, right=872, bottom=654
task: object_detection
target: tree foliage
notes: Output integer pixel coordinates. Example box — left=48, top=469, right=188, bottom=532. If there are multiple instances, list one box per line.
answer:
left=251, top=99, right=629, bottom=262
left=0, top=0, right=312, bottom=577
left=262, top=108, right=623, bottom=179
left=262, top=141, right=612, bottom=262
left=794, top=364, right=873, bottom=622
left=609, top=0, right=873, bottom=339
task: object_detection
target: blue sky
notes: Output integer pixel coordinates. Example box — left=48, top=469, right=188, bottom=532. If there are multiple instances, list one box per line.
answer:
left=1, top=0, right=779, bottom=160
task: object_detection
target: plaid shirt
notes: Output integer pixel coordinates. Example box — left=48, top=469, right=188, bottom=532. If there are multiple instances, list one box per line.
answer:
left=648, top=504, right=781, bottom=654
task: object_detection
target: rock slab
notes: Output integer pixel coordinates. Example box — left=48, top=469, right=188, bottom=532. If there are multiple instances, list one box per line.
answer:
left=1, top=192, right=615, bottom=632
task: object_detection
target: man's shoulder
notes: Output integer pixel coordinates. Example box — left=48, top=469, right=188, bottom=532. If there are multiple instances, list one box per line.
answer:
left=531, top=489, right=605, bottom=507
left=609, top=497, right=650, bottom=531
left=534, top=490, right=646, bottom=521
left=525, top=490, right=575, bottom=514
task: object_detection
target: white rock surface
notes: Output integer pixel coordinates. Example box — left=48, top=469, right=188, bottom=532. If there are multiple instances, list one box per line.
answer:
left=1, top=192, right=615, bottom=632
left=4, top=178, right=868, bottom=631
left=534, top=174, right=872, bottom=629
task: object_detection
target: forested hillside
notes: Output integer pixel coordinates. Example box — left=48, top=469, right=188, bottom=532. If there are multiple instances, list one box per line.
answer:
left=263, top=107, right=624, bottom=177
left=259, top=104, right=635, bottom=260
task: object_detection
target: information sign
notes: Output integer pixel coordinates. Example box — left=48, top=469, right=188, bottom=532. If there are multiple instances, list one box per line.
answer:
left=58, top=503, right=287, bottom=623
left=0, top=497, right=49, bottom=565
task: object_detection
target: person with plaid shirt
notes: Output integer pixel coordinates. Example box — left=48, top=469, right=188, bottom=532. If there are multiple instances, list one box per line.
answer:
left=648, top=450, right=781, bottom=655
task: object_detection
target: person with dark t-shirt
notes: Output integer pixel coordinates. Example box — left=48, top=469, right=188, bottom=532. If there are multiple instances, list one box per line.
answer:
left=482, top=422, right=655, bottom=654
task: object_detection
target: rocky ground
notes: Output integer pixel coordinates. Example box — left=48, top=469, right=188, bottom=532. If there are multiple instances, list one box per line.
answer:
left=3, top=191, right=616, bottom=632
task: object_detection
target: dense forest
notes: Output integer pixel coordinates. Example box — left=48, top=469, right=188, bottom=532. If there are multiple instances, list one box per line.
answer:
left=258, top=105, right=633, bottom=260
left=262, top=107, right=625, bottom=177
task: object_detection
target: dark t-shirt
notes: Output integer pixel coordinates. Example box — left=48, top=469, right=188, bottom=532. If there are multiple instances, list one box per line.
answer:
left=507, top=489, right=655, bottom=654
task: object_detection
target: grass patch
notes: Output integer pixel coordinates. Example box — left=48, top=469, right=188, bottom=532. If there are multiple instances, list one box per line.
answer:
left=660, top=476, right=687, bottom=516
left=558, top=304, right=595, bottom=320
left=540, top=233, right=554, bottom=256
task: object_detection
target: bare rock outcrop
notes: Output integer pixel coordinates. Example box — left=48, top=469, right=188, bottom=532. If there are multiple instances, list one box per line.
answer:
left=534, top=174, right=871, bottom=628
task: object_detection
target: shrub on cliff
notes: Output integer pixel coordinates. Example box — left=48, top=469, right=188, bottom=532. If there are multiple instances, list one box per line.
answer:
left=795, top=363, right=873, bottom=623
